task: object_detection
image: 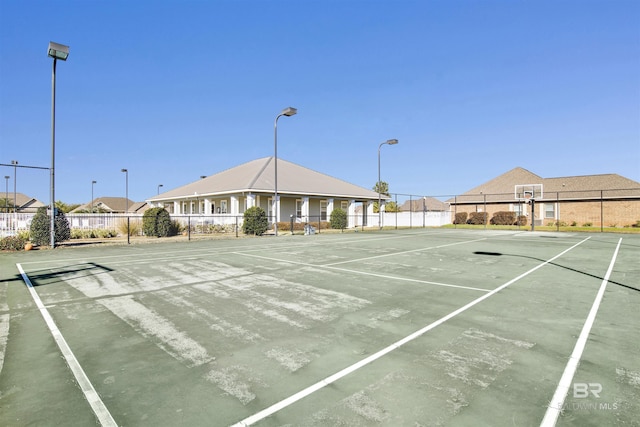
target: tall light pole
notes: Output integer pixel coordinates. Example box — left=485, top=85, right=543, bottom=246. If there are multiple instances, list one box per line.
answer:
left=122, top=169, right=129, bottom=244
left=4, top=176, right=9, bottom=213
left=157, top=184, right=163, bottom=195
left=48, top=41, right=69, bottom=248
left=121, top=169, right=129, bottom=212
left=274, top=107, right=297, bottom=236
left=11, top=160, right=17, bottom=214
left=91, top=180, right=97, bottom=212
left=377, top=139, right=398, bottom=229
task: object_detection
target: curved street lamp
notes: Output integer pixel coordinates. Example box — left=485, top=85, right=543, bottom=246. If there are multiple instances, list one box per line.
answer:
left=48, top=41, right=69, bottom=248
left=274, top=107, right=297, bottom=236
left=91, top=180, right=97, bottom=212
left=378, top=139, right=398, bottom=229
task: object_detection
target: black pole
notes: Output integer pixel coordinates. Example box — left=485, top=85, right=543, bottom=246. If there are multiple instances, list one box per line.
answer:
left=127, top=216, right=130, bottom=244
left=531, top=199, right=535, bottom=232
left=188, top=215, right=191, bottom=240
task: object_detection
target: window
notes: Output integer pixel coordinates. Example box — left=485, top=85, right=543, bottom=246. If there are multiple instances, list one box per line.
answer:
left=220, top=200, right=227, bottom=214
left=320, top=200, right=327, bottom=221
left=296, top=200, right=302, bottom=219
left=544, top=203, right=555, bottom=219
left=341, top=201, right=348, bottom=211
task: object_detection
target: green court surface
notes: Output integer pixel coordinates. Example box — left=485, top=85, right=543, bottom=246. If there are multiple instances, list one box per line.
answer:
left=1, top=229, right=638, bottom=426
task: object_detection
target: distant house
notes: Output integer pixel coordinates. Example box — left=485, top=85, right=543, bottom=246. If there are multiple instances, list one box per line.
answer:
left=400, top=197, right=448, bottom=212
left=449, top=167, right=640, bottom=227
left=1, top=192, right=46, bottom=213
left=147, top=157, right=385, bottom=228
left=71, top=197, right=148, bottom=214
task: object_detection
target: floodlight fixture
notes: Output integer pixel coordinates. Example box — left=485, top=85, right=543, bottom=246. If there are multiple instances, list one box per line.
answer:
left=48, top=42, right=69, bottom=61
left=281, top=107, right=297, bottom=117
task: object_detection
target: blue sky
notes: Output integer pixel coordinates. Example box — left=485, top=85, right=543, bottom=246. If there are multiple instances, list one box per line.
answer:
left=1, top=0, right=638, bottom=204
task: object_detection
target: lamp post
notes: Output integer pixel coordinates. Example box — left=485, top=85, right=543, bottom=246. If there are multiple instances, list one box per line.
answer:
left=274, top=107, right=297, bottom=236
left=4, top=176, right=8, bottom=213
left=377, top=139, right=398, bottom=229
left=121, top=169, right=129, bottom=244
left=157, top=184, right=163, bottom=195
left=121, top=169, right=129, bottom=212
left=48, top=41, right=69, bottom=248
left=91, top=180, right=97, bottom=212
left=11, top=160, right=17, bottom=214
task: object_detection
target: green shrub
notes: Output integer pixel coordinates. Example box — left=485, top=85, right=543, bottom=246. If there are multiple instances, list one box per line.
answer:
left=490, top=211, right=516, bottom=225
left=143, top=207, right=174, bottom=237
left=242, top=206, right=268, bottom=235
left=454, top=212, right=468, bottom=225
left=467, top=212, right=488, bottom=225
left=0, top=235, right=26, bottom=251
left=29, top=206, right=71, bottom=246
left=582, top=222, right=593, bottom=227
left=330, top=208, right=348, bottom=229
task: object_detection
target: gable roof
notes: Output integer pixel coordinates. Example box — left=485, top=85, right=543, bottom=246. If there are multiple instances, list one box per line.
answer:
left=400, top=197, right=449, bottom=212
left=148, top=157, right=383, bottom=202
left=451, top=167, right=640, bottom=203
left=1, top=193, right=46, bottom=212
left=71, top=197, right=137, bottom=213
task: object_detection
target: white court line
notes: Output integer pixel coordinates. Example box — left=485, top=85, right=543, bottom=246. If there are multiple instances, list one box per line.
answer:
left=230, top=236, right=591, bottom=427
left=540, top=237, right=622, bottom=427
left=234, top=251, right=489, bottom=292
left=323, top=237, right=488, bottom=266
left=16, top=263, right=117, bottom=427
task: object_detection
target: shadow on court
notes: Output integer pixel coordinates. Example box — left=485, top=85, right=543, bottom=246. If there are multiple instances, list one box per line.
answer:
left=19, top=262, right=115, bottom=286
left=473, top=251, right=639, bottom=293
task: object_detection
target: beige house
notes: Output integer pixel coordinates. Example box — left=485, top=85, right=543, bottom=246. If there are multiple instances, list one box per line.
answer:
left=71, top=197, right=148, bottom=214
left=450, top=167, right=640, bottom=227
left=1, top=192, right=47, bottom=213
left=146, top=157, right=385, bottom=228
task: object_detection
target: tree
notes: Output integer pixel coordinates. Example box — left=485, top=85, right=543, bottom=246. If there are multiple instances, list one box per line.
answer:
left=242, top=206, right=268, bottom=236
left=330, top=208, right=348, bottom=230
left=372, top=181, right=389, bottom=196
left=372, top=181, right=391, bottom=213
left=384, top=201, right=401, bottom=212
left=29, top=206, right=71, bottom=246
left=55, top=201, right=80, bottom=213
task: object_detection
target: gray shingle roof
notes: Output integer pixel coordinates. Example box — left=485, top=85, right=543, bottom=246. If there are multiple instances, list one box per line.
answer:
left=148, top=157, right=382, bottom=201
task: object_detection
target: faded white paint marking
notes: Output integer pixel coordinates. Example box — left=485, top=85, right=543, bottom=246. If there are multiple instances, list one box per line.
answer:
left=541, top=237, right=622, bottom=427
left=98, top=295, right=213, bottom=367
left=0, top=313, right=10, bottom=375
left=16, top=263, right=117, bottom=427
left=231, top=237, right=590, bottom=427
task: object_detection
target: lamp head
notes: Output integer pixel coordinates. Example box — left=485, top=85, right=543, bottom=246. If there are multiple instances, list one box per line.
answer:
left=386, top=139, right=398, bottom=145
left=121, top=168, right=127, bottom=173
left=92, top=180, right=97, bottom=184
left=281, top=107, right=297, bottom=117
left=48, top=42, right=69, bottom=61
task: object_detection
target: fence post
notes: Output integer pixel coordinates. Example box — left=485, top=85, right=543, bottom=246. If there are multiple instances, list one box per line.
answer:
left=127, top=216, right=130, bottom=244
left=236, top=215, right=239, bottom=238
left=600, top=190, right=604, bottom=232
left=188, top=215, right=191, bottom=241
left=557, top=192, right=560, bottom=231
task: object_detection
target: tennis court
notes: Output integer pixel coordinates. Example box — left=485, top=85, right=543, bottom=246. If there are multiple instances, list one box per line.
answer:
left=1, top=229, right=638, bottom=426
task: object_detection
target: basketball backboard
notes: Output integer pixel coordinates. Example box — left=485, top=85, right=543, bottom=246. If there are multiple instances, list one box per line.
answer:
left=515, top=184, right=543, bottom=201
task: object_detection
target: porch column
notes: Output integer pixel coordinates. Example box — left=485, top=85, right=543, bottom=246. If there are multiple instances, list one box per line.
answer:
left=230, top=195, right=239, bottom=215
left=348, top=199, right=356, bottom=228
left=302, top=197, right=309, bottom=222
left=204, top=199, right=212, bottom=215
left=246, top=193, right=256, bottom=209
left=327, top=198, right=334, bottom=218
left=173, top=201, right=179, bottom=215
